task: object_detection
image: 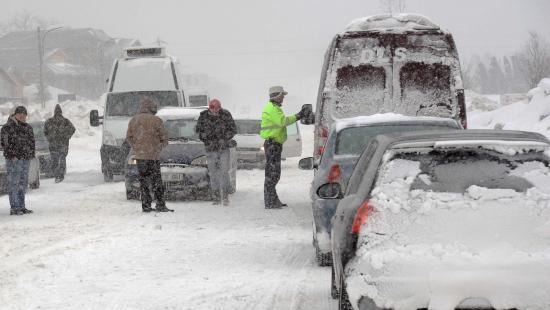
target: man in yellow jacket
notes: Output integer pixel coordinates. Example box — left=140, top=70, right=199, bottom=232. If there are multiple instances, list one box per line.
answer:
left=260, top=86, right=305, bottom=209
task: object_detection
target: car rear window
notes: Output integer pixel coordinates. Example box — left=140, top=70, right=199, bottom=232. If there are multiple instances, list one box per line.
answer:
left=335, top=124, right=457, bottom=155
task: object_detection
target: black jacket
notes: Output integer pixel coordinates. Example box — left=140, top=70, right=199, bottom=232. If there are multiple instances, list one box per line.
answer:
left=1, top=116, right=35, bottom=160
left=44, top=105, right=76, bottom=150
left=196, top=108, right=237, bottom=152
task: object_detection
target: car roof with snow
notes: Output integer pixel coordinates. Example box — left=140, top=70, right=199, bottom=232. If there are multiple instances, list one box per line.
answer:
left=376, top=129, right=550, bottom=151
left=332, top=114, right=460, bottom=132
left=157, top=107, right=206, bottom=120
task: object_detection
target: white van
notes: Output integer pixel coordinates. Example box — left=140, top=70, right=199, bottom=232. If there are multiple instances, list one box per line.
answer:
left=90, top=46, right=187, bottom=181
left=313, top=14, right=467, bottom=160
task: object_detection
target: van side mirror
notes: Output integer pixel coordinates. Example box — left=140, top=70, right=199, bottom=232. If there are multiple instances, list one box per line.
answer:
left=317, top=183, right=343, bottom=199
left=90, top=110, right=103, bottom=127
left=298, top=157, right=316, bottom=170
left=299, top=104, right=315, bottom=125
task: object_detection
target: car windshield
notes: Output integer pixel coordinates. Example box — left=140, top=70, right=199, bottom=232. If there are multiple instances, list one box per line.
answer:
left=106, top=91, right=179, bottom=117
left=335, top=124, right=457, bottom=155
left=236, top=120, right=261, bottom=135
left=164, top=119, right=200, bottom=141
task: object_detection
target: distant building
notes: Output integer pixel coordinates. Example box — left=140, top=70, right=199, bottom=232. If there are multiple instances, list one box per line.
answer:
left=0, top=68, right=24, bottom=104
left=0, top=28, right=140, bottom=100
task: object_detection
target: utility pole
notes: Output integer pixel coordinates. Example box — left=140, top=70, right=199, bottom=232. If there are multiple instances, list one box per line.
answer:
left=37, top=27, right=45, bottom=108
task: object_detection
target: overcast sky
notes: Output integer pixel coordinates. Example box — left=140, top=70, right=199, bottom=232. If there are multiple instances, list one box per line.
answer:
left=2, top=0, right=550, bottom=112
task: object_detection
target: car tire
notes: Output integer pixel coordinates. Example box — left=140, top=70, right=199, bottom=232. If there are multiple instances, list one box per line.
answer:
left=339, top=274, right=353, bottom=310
left=29, top=178, right=40, bottom=189
left=316, top=247, right=332, bottom=267
left=103, top=170, right=114, bottom=182
left=126, top=190, right=139, bottom=200
left=331, top=266, right=339, bottom=299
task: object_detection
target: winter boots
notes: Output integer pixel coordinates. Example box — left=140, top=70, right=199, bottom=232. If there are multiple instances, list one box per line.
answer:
left=10, top=208, right=33, bottom=215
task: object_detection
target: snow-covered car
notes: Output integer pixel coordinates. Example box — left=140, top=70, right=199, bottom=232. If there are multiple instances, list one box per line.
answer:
left=234, top=118, right=302, bottom=168
left=313, top=14, right=467, bottom=161
left=298, top=114, right=460, bottom=266
left=29, top=121, right=54, bottom=178
left=124, top=107, right=237, bottom=200
left=327, top=129, right=550, bottom=310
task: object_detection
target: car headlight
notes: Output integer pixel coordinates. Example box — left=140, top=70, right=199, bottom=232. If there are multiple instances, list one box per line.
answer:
left=127, top=156, right=137, bottom=165
left=191, top=155, right=207, bottom=166
left=103, top=130, right=117, bottom=146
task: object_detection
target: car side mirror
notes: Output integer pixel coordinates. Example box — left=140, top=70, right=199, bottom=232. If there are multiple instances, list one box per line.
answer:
left=90, top=110, right=103, bottom=127
left=298, top=157, right=316, bottom=170
left=317, top=183, right=343, bottom=199
left=299, top=104, right=315, bottom=125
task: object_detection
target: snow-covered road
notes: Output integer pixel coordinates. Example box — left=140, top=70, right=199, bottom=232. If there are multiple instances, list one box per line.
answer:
left=0, top=135, right=335, bottom=309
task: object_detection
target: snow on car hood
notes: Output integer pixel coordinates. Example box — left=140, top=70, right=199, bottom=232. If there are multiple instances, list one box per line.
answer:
left=346, top=156, right=550, bottom=310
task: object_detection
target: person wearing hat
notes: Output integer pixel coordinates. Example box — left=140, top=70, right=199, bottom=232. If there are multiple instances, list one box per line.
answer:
left=260, top=86, right=306, bottom=209
left=44, top=104, right=76, bottom=183
left=196, top=98, right=237, bottom=206
left=0, top=106, right=35, bottom=215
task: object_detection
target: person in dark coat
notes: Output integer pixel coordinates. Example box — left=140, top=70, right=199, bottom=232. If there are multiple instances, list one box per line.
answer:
left=44, top=104, right=75, bottom=183
left=126, top=97, right=172, bottom=213
left=0, top=106, right=35, bottom=215
left=195, top=99, right=237, bottom=205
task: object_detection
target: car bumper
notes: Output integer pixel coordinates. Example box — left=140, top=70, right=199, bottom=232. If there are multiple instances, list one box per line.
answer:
left=125, top=164, right=211, bottom=199
left=312, top=198, right=340, bottom=253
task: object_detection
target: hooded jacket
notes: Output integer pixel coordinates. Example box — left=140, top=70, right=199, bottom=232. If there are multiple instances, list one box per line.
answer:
left=44, top=104, right=76, bottom=150
left=195, top=108, right=237, bottom=152
left=1, top=115, right=35, bottom=160
left=126, top=100, right=168, bottom=160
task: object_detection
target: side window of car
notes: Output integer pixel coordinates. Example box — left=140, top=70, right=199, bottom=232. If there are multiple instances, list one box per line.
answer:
left=346, top=140, right=379, bottom=195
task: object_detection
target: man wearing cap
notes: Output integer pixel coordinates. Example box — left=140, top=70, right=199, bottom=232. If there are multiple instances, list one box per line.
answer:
left=260, top=86, right=306, bottom=209
left=196, top=99, right=237, bottom=205
left=0, top=106, right=35, bottom=215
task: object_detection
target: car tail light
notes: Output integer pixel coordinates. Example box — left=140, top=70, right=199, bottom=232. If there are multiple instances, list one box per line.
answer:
left=316, top=126, right=329, bottom=156
left=327, top=164, right=341, bottom=183
left=351, top=201, right=372, bottom=234
left=320, top=127, right=328, bottom=138
left=318, top=146, right=325, bottom=155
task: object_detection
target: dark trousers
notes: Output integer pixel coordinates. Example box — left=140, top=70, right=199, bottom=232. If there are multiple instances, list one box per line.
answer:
left=264, top=139, right=282, bottom=208
left=136, top=159, right=165, bottom=209
left=50, top=146, right=68, bottom=179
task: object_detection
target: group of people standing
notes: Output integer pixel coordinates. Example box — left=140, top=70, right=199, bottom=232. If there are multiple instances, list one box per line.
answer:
left=2, top=104, right=75, bottom=215
left=4, top=85, right=306, bottom=215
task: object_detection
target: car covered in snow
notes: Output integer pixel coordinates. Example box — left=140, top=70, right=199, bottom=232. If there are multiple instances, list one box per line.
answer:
left=326, top=129, right=550, bottom=310
left=234, top=118, right=302, bottom=168
left=313, top=14, right=467, bottom=161
left=90, top=46, right=187, bottom=182
left=298, top=114, right=460, bottom=266
left=124, top=107, right=237, bottom=200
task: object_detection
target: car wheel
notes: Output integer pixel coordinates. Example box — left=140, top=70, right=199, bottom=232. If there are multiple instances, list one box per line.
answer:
left=316, top=246, right=332, bottom=267
left=29, top=178, right=40, bottom=189
left=331, top=266, right=339, bottom=299
left=339, top=274, right=353, bottom=310
left=103, top=170, right=114, bottom=182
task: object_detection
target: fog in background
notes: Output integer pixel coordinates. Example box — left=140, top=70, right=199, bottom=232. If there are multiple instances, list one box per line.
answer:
left=3, top=0, right=549, bottom=116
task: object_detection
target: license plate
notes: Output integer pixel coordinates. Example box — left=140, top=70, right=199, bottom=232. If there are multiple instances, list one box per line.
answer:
left=162, top=173, right=183, bottom=182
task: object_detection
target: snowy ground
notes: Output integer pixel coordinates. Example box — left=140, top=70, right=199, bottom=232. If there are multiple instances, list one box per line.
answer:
left=2, top=80, right=550, bottom=309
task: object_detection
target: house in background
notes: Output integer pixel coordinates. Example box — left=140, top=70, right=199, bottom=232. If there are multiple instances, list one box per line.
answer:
left=0, top=28, right=140, bottom=100
left=0, top=68, right=24, bottom=104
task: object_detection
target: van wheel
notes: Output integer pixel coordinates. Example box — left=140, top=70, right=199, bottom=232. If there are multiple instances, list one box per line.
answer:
left=103, top=170, right=114, bottom=182
left=316, top=247, right=332, bottom=266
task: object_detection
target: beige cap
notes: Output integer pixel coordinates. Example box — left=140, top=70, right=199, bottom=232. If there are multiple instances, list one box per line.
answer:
left=269, top=86, right=288, bottom=97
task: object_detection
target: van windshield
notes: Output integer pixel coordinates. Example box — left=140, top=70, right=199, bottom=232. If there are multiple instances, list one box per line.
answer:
left=112, top=58, right=176, bottom=92
left=106, top=91, right=179, bottom=117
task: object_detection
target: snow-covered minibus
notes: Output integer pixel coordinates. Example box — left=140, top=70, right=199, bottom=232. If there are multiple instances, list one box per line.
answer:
left=313, top=14, right=467, bottom=160
left=90, top=46, right=187, bottom=181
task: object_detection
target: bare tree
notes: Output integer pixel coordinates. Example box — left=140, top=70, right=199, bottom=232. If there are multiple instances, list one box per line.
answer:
left=0, top=10, right=57, bottom=35
left=380, top=0, right=407, bottom=15
left=517, top=31, right=550, bottom=88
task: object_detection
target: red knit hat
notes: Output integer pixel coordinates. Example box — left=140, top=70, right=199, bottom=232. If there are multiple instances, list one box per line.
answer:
left=208, top=99, right=221, bottom=112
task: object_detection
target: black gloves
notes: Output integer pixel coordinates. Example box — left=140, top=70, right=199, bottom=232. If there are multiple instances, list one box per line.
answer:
left=296, top=106, right=307, bottom=120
